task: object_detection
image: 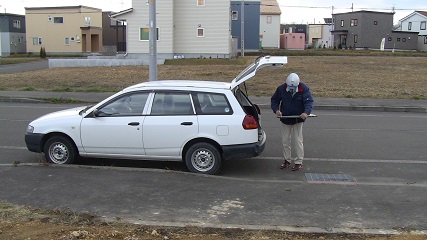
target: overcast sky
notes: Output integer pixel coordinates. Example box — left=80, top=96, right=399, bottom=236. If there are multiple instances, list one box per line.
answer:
left=1, top=0, right=426, bottom=25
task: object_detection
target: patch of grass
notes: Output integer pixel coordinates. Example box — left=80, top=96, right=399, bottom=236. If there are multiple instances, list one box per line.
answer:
left=411, top=96, right=426, bottom=100
left=82, top=87, right=120, bottom=92
left=21, top=86, right=37, bottom=91
left=38, top=98, right=84, bottom=104
left=0, top=58, right=40, bottom=65
left=51, top=87, right=72, bottom=92
left=257, top=48, right=427, bottom=57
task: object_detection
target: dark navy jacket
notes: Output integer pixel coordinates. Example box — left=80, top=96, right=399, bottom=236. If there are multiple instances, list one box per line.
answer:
left=271, top=82, right=314, bottom=125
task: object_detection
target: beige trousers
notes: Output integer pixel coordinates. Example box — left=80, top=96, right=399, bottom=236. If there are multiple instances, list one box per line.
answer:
left=281, top=122, right=304, bottom=165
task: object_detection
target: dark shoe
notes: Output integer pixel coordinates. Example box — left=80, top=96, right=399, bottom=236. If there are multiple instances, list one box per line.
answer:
left=292, top=164, right=303, bottom=171
left=280, top=160, right=291, bottom=169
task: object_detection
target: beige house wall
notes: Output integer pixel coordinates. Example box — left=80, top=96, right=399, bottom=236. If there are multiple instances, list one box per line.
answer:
left=308, top=25, right=322, bottom=45
left=25, top=6, right=102, bottom=54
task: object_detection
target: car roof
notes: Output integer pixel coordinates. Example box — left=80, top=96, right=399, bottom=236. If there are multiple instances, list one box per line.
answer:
left=124, top=80, right=232, bottom=91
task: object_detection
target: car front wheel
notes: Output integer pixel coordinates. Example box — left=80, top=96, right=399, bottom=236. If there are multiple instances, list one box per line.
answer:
left=44, top=136, right=77, bottom=164
left=185, top=142, right=222, bottom=175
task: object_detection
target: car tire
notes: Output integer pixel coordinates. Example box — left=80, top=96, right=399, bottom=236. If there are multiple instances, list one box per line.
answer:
left=185, top=142, right=222, bottom=175
left=44, top=136, right=77, bottom=164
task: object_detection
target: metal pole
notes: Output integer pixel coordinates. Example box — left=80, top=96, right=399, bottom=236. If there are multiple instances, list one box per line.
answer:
left=149, top=0, right=158, bottom=81
left=240, top=0, right=245, bottom=57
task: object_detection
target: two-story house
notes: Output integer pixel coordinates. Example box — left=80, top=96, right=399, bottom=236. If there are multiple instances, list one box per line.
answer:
left=25, top=6, right=103, bottom=55
left=399, top=11, right=427, bottom=51
left=259, top=0, right=281, bottom=49
left=0, top=13, right=26, bottom=56
left=112, top=0, right=232, bottom=59
left=308, top=23, right=333, bottom=48
left=332, top=10, right=418, bottom=51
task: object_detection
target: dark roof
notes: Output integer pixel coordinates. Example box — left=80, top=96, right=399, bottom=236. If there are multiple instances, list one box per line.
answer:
left=333, top=10, right=394, bottom=16
left=416, top=11, right=427, bottom=17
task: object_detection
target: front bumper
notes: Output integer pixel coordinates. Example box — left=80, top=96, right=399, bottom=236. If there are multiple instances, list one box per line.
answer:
left=25, top=133, right=45, bottom=153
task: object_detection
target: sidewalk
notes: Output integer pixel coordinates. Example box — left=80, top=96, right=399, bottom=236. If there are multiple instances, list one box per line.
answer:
left=0, top=90, right=426, bottom=113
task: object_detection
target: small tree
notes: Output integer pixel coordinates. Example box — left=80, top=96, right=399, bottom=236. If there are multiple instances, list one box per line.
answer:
left=40, top=47, right=47, bottom=58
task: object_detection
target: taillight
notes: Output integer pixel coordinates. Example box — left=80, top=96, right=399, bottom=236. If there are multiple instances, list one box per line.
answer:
left=242, top=115, right=258, bottom=130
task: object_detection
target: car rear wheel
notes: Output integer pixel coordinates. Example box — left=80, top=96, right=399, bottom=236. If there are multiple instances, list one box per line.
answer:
left=185, top=142, right=221, bottom=175
left=44, top=136, right=77, bottom=164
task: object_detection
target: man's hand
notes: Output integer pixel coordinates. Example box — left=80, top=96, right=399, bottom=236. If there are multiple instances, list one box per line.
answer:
left=275, top=110, right=282, bottom=117
left=300, top=113, right=308, bottom=119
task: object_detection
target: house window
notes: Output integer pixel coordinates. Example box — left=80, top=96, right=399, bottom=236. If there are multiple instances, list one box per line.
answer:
left=374, top=21, right=378, bottom=25
left=388, top=37, right=392, bottom=41
left=18, top=38, right=22, bottom=44
left=197, top=28, right=204, bottom=37
left=85, top=17, right=91, bottom=26
left=424, top=36, right=427, bottom=44
left=65, top=37, right=70, bottom=45
left=354, top=34, right=358, bottom=43
left=32, top=37, right=42, bottom=45
left=267, top=16, right=272, bottom=24
left=231, top=11, right=238, bottom=21
left=54, top=17, right=64, bottom=23
left=340, top=20, right=344, bottom=27
left=13, top=20, right=21, bottom=29
left=397, top=38, right=400, bottom=42
left=402, top=38, right=406, bottom=42
left=350, top=19, right=358, bottom=26
left=421, top=21, right=426, bottom=30
left=197, top=0, right=205, bottom=6
left=408, top=22, right=412, bottom=30
left=140, top=27, right=159, bottom=41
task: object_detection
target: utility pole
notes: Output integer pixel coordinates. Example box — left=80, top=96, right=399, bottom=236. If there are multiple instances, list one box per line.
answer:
left=149, top=0, right=157, bottom=81
left=240, top=0, right=245, bottom=57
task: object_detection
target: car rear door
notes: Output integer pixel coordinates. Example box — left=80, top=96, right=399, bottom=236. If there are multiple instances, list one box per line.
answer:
left=142, top=91, right=198, bottom=157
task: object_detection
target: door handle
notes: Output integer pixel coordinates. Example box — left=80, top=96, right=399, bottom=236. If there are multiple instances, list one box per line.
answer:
left=181, top=122, right=193, bottom=126
left=128, top=122, right=140, bottom=126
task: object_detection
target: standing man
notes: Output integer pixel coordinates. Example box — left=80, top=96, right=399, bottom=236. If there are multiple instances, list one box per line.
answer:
left=271, top=73, right=314, bottom=171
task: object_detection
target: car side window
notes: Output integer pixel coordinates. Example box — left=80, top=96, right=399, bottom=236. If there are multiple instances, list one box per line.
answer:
left=195, top=92, right=233, bottom=115
left=98, top=93, right=149, bottom=117
left=151, top=92, right=194, bottom=115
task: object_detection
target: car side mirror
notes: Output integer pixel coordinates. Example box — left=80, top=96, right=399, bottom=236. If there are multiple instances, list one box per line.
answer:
left=92, top=109, right=100, bottom=117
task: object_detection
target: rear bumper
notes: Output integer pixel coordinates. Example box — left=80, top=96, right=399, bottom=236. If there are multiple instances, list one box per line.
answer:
left=222, top=130, right=266, bottom=161
left=25, top=133, right=44, bottom=153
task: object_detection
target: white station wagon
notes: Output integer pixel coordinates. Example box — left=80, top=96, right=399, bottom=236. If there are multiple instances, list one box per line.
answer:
left=25, top=56, right=287, bottom=174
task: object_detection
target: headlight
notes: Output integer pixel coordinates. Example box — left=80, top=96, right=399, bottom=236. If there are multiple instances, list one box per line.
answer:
left=26, top=125, right=34, bottom=133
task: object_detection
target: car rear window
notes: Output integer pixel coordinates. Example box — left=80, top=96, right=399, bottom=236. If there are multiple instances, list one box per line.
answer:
left=195, top=92, right=232, bottom=115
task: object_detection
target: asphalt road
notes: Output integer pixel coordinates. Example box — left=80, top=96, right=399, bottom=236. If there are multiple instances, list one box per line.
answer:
left=0, top=60, right=49, bottom=74
left=0, top=102, right=426, bottom=232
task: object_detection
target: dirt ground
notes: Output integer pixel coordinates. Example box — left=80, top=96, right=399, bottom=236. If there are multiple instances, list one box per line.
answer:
left=0, top=56, right=426, bottom=100
left=0, top=202, right=425, bottom=240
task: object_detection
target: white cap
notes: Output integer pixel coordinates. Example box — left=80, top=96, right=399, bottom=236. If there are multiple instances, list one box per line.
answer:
left=286, top=73, right=300, bottom=87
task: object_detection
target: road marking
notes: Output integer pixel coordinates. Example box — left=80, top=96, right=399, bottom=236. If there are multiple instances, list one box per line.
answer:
left=0, top=119, right=31, bottom=122
left=0, top=146, right=27, bottom=150
left=254, top=156, right=427, bottom=164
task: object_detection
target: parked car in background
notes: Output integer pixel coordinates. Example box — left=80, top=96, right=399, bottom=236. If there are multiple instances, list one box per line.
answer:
left=25, top=56, right=288, bottom=174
